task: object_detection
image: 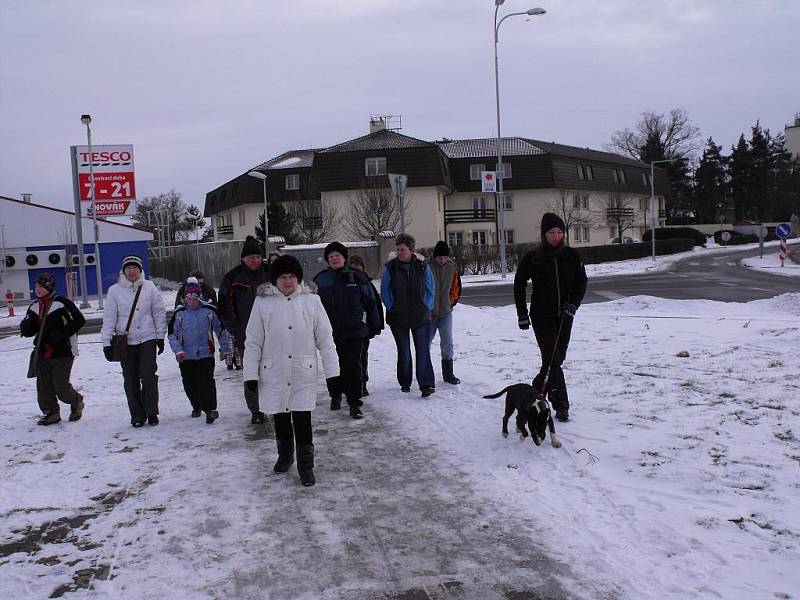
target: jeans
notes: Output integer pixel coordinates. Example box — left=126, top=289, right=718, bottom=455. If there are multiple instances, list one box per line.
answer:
left=428, top=312, right=454, bottom=360
left=390, top=324, right=435, bottom=389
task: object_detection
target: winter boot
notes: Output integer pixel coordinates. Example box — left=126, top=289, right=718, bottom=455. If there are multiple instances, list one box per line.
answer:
left=205, top=410, right=219, bottom=424
left=420, top=385, right=435, bottom=398
left=442, top=360, right=461, bottom=385
left=329, top=395, right=342, bottom=411
left=68, top=398, right=85, bottom=422
left=191, top=409, right=202, bottom=418
left=273, top=438, right=295, bottom=473
left=297, top=443, right=316, bottom=487
left=250, top=411, right=266, bottom=425
left=349, top=405, right=364, bottom=419
left=37, top=411, right=61, bottom=426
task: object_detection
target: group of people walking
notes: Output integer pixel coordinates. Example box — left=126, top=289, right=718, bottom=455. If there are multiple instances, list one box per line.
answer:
left=21, top=212, right=586, bottom=486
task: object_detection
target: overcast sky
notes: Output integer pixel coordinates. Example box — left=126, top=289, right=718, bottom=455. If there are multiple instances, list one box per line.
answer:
left=1, top=0, right=797, bottom=215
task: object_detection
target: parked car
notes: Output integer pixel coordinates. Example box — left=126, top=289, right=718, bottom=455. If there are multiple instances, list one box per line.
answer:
left=609, top=236, right=641, bottom=244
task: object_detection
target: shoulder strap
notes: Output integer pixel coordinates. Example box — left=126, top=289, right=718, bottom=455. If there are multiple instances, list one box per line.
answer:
left=124, top=284, right=143, bottom=334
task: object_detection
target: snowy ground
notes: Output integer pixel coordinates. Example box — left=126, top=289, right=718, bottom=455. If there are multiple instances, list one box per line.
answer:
left=1, top=284, right=799, bottom=598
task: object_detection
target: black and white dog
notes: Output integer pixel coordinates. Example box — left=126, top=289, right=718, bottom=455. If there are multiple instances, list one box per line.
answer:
left=483, top=383, right=561, bottom=448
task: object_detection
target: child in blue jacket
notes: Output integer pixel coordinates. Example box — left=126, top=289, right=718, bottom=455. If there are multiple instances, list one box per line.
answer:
left=169, top=277, right=232, bottom=423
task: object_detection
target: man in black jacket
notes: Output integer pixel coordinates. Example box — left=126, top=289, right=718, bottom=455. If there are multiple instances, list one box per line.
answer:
left=313, top=242, right=381, bottom=419
left=514, top=213, right=587, bottom=422
left=218, top=236, right=271, bottom=424
left=20, top=272, right=86, bottom=425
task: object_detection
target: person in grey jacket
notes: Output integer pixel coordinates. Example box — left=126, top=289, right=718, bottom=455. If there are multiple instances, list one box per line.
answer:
left=428, top=241, right=462, bottom=385
left=101, top=255, right=167, bottom=428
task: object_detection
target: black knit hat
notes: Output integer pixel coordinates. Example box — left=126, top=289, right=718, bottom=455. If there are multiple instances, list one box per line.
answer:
left=270, top=254, right=303, bottom=284
left=433, top=241, right=450, bottom=257
left=541, top=212, right=566, bottom=237
left=34, top=272, right=55, bottom=293
left=241, top=235, right=263, bottom=258
left=323, top=241, right=348, bottom=262
left=121, top=255, right=143, bottom=271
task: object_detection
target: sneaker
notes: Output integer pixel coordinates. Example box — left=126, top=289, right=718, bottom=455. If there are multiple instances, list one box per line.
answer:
left=250, top=411, right=266, bottom=425
left=191, top=409, right=202, bottom=418
left=329, top=396, right=342, bottom=411
left=132, top=420, right=145, bottom=428
left=68, top=400, right=84, bottom=422
left=400, top=386, right=411, bottom=393
left=37, top=412, right=61, bottom=426
left=420, top=386, right=435, bottom=398
left=205, top=410, right=219, bottom=424
left=349, top=406, right=364, bottom=419
left=555, top=411, right=569, bottom=423
left=147, top=415, right=159, bottom=426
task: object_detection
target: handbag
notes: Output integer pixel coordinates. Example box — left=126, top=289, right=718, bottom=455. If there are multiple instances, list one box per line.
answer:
left=26, top=302, right=50, bottom=379
left=110, top=284, right=142, bottom=362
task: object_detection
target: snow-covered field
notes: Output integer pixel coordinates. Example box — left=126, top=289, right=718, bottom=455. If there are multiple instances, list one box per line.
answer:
left=2, top=285, right=798, bottom=598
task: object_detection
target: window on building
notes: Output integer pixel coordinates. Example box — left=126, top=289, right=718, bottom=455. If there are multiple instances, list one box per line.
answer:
left=640, top=197, right=649, bottom=211
left=469, top=163, right=486, bottom=180
left=612, top=169, right=619, bottom=184
left=503, top=229, right=514, bottom=245
left=448, top=231, right=464, bottom=247
left=585, top=165, right=594, bottom=181
left=472, top=196, right=487, bottom=218
left=573, top=227, right=582, bottom=242
left=573, top=193, right=581, bottom=209
left=642, top=172, right=650, bottom=186
left=582, top=227, right=590, bottom=242
left=473, top=231, right=488, bottom=246
left=498, top=162, right=512, bottom=179
left=285, top=174, right=300, bottom=190
left=500, top=194, right=513, bottom=210
left=238, top=209, right=246, bottom=227
left=365, top=157, right=387, bottom=176
left=577, top=164, right=585, bottom=180
left=613, top=169, right=626, bottom=183
left=582, top=194, right=589, bottom=209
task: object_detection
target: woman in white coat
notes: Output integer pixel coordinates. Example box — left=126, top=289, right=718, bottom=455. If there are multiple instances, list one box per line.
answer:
left=101, top=255, right=167, bottom=427
left=244, top=255, right=338, bottom=487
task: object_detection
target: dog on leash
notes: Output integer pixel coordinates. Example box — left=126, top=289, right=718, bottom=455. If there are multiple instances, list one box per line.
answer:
left=483, top=383, right=561, bottom=448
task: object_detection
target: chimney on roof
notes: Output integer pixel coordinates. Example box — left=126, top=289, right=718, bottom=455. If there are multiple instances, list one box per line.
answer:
left=369, top=117, right=386, bottom=134
left=21, top=193, right=32, bottom=203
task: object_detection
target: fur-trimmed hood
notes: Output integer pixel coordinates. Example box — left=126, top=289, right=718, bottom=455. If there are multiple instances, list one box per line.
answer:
left=256, top=281, right=317, bottom=297
left=116, top=271, right=145, bottom=287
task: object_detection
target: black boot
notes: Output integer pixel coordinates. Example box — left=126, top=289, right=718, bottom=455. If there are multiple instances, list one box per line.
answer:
left=274, top=438, right=295, bottom=473
left=297, top=443, right=315, bottom=486
left=442, top=359, right=461, bottom=385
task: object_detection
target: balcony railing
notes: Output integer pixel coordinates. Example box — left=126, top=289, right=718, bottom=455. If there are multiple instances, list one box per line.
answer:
left=216, top=225, right=234, bottom=240
left=444, top=208, right=497, bottom=224
left=606, top=207, right=635, bottom=219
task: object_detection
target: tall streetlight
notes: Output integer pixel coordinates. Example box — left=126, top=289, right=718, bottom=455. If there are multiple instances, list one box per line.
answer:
left=494, top=2, right=546, bottom=278
left=649, top=159, right=677, bottom=261
left=81, top=114, right=104, bottom=310
left=247, top=171, right=269, bottom=251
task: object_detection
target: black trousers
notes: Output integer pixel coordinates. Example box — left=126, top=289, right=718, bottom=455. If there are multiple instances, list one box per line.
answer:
left=360, top=339, right=370, bottom=384
left=326, top=337, right=364, bottom=407
left=36, top=357, right=82, bottom=415
left=531, top=316, right=574, bottom=413
left=273, top=411, right=312, bottom=445
left=121, top=339, right=159, bottom=423
left=178, top=357, right=217, bottom=412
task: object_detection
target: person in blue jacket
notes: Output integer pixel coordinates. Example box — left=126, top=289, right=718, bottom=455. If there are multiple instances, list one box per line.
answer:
left=380, top=233, right=436, bottom=397
left=169, top=277, right=232, bottom=423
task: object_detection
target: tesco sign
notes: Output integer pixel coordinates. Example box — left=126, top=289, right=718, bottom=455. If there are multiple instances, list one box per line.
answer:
left=77, top=150, right=132, bottom=163
left=73, top=144, right=137, bottom=216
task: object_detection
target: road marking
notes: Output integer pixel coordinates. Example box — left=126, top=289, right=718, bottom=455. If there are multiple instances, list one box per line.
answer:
left=688, top=262, right=701, bottom=266
left=727, top=262, right=737, bottom=266
left=595, top=291, right=624, bottom=300
left=720, top=282, right=737, bottom=287
left=751, top=287, right=773, bottom=292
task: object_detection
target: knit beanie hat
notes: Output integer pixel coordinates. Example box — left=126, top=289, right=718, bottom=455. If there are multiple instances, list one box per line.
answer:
left=241, top=235, right=263, bottom=258
left=184, top=276, right=201, bottom=299
left=433, top=241, right=450, bottom=257
left=121, top=255, right=143, bottom=271
left=540, top=212, right=566, bottom=237
left=34, top=272, right=55, bottom=293
left=270, top=254, right=303, bottom=284
left=323, top=241, right=348, bottom=262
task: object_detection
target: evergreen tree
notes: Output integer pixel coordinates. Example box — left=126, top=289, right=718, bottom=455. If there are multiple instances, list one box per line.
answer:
left=748, top=122, right=771, bottom=221
left=769, top=134, right=800, bottom=221
left=728, top=135, right=753, bottom=222
left=693, top=138, right=728, bottom=224
left=254, top=201, right=297, bottom=248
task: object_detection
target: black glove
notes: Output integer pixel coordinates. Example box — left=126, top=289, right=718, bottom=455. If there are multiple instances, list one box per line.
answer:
left=562, top=303, right=578, bottom=318
left=245, top=380, right=258, bottom=395
left=103, top=346, right=114, bottom=362
left=518, top=315, right=530, bottom=330
left=156, top=339, right=165, bottom=355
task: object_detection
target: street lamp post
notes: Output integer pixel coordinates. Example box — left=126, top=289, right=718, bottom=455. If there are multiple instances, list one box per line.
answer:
left=81, top=114, right=104, bottom=310
left=649, top=159, right=676, bottom=261
left=494, top=2, right=546, bottom=278
left=247, top=171, right=269, bottom=251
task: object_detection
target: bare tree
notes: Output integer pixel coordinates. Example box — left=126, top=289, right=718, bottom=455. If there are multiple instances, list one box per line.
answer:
left=132, top=190, right=200, bottom=244
left=546, top=189, right=594, bottom=246
left=288, top=198, right=340, bottom=244
left=607, top=108, right=701, bottom=161
left=602, top=193, right=644, bottom=243
left=341, top=179, right=412, bottom=241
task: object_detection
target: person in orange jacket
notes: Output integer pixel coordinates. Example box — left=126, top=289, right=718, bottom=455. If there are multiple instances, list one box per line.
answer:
left=428, top=241, right=462, bottom=385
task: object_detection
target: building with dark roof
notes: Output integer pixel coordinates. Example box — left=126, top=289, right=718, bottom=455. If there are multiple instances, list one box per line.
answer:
left=205, top=121, right=668, bottom=249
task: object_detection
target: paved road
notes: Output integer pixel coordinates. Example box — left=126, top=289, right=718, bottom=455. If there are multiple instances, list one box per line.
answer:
left=460, top=247, right=799, bottom=307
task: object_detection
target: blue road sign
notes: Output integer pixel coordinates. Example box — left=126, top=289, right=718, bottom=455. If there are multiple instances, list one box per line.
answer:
left=776, top=223, right=792, bottom=239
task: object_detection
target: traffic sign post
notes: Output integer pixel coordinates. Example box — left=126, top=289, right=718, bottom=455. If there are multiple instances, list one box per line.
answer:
left=776, top=222, right=792, bottom=267
left=756, top=225, right=768, bottom=259
left=720, top=231, right=731, bottom=246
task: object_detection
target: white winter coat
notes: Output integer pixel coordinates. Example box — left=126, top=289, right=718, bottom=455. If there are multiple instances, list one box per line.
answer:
left=243, top=282, right=339, bottom=414
left=101, top=273, right=167, bottom=346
